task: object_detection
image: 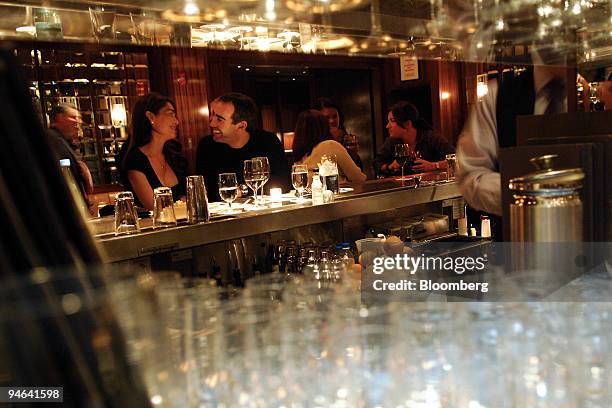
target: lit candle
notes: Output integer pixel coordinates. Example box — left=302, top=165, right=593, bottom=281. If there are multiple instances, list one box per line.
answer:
left=270, top=188, right=282, bottom=202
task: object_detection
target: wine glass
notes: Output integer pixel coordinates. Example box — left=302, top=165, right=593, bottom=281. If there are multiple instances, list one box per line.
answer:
left=253, top=157, right=270, bottom=203
left=291, top=164, right=308, bottom=202
left=218, top=172, right=238, bottom=211
left=243, top=159, right=262, bottom=206
left=393, top=144, right=411, bottom=180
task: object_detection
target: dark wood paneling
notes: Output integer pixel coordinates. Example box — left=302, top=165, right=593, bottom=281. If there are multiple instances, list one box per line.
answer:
left=312, top=69, right=376, bottom=178
left=437, top=61, right=465, bottom=144
left=384, top=59, right=467, bottom=146
left=155, top=47, right=210, bottom=173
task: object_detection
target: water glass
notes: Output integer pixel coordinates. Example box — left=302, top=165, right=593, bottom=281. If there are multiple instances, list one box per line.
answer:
left=153, top=187, right=177, bottom=229
left=186, top=175, right=209, bottom=224
left=114, top=191, right=140, bottom=235
left=291, top=164, right=308, bottom=201
left=446, top=153, right=457, bottom=181
left=253, top=157, right=270, bottom=201
left=243, top=159, right=264, bottom=206
left=218, top=172, right=238, bottom=210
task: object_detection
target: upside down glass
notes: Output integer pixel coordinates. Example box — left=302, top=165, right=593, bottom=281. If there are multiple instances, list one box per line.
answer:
left=153, top=187, right=177, bottom=229
left=114, top=191, right=140, bottom=235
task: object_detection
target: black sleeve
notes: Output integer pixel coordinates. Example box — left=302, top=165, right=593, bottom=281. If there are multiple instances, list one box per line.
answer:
left=196, top=137, right=220, bottom=202
left=428, top=133, right=455, bottom=162
left=373, top=138, right=394, bottom=175
left=265, top=134, right=291, bottom=193
left=351, top=152, right=364, bottom=170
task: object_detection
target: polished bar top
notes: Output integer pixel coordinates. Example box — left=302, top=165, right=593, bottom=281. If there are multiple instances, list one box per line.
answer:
left=96, top=178, right=462, bottom=263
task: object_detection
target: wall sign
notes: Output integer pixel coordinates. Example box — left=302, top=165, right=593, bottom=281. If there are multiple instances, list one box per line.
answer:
left=400, top=56, right=419, bottom=81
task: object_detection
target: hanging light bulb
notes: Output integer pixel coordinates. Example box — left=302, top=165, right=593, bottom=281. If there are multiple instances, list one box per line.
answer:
left=183, top=0, right=200, bottom=16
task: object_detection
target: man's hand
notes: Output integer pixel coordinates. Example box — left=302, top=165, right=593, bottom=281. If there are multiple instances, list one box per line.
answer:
left=412, top=158, right=437, bottom=173
left=388, top=160, right=401, bottom=172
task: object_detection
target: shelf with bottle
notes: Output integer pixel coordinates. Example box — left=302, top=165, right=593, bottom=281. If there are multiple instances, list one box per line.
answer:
left=17, top=46, right=149, bottom=186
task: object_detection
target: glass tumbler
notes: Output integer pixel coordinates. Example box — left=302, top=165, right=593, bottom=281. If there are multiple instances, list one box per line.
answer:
left=153, top=187, right=177, bottom=229
left=114, top=191, right=140, bottom=235
left=446, top=153, right=457, bottom=181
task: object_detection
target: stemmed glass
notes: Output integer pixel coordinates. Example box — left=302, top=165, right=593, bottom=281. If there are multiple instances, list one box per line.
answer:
left=253, top=157, right=270, bottom=203
left=244, top=159, right=264, bottom=206
left=394, top=144, right=411, bottom=180
left=291, top=164, right=308, bottom=202
left=218, top=172, right=238, bottom=211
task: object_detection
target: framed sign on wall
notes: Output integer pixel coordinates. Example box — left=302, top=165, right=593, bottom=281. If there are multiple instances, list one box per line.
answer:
left=400, top=56, right=419, bottom=81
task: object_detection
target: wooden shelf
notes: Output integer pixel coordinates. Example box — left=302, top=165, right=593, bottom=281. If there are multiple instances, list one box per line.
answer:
left=20, top=45, right=149, bottom=186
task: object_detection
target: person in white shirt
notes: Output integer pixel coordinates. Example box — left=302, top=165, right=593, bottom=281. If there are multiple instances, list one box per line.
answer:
left=457, top=51, right=568, bottom=216
left=293, top=109, right=367, bottom=184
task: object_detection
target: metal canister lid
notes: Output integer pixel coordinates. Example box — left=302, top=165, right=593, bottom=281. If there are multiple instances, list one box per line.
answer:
left=509, top=154, right=584, bottom=194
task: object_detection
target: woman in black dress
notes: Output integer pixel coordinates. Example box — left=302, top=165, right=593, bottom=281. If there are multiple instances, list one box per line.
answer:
left=121, top=93, right=187, bottom=210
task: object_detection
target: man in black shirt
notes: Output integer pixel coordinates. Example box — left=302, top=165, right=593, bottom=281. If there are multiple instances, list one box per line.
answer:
left=196, top=93, right=291, bottom=201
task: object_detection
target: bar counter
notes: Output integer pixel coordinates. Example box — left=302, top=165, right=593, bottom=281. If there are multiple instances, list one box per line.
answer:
left=95, top=178, right=462, bottom=264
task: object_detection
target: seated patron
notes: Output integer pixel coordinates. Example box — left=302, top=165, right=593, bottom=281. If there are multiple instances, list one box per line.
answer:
left=293, top=109, right=367, bottom=183
left=374, top=101, right=454, bottom=177
left=48, top=103, right=94, bottom=212
left=315, top=98, right=363, bottom=170
left=121, top=93, right=187, bottom=210
left=196, top=92, right=291, bottom=201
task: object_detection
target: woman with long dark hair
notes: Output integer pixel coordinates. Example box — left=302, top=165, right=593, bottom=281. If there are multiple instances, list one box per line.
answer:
left=121, top=93, right=187, bottom=210
left=374, top=101, right=454, bottom=177
left=292, top=109, right=366, bottom=183
left=314, top=97, right=363, bottom=170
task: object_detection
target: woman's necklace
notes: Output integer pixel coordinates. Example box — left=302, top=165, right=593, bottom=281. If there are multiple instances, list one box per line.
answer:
left=149, top=154, right=167, bottom=184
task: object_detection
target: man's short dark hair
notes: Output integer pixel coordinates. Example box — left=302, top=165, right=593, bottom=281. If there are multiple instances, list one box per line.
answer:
left=49, top=103, right=77, bottom=123
left=216, top=93, right=259, bottom=132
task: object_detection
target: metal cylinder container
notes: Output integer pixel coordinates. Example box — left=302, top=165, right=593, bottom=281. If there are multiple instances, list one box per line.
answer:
left=509, top=154, right=585, bottom=242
